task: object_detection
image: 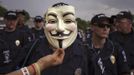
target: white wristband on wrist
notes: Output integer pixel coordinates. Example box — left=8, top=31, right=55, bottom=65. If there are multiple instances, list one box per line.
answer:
left=21, top=67, right=30, bottom=75
left=131, top=72, right=134, bottom=75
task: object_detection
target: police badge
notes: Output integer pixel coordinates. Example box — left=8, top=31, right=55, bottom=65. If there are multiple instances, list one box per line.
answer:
left=110, top=55, right=115, bottom=64
left=15, top=40, right=20, bottom=46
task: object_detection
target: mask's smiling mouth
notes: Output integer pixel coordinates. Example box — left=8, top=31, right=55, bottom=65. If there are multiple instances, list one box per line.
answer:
left=50, top=30, right=72, bottom=39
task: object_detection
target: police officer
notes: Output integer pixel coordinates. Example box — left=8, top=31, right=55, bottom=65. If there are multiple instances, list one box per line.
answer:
left=16, top=10, right=33, bottom=41
left=109, top=15, right=117, bottom=33
left=26, top=2, right=88, bottom=75
left=77, top=29, right=85, bottom=42
left=86, top=13, right=130, bottom=75
left=85, top=27, right=92, bottom=39
left=109, top=11, right=134, bottom=75
left=0, top=11, right=32, bottom=74
left=31, top=16, right=45, bottom=40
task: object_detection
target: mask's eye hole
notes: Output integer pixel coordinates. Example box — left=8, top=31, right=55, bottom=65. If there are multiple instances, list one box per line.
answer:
left=48, top=19, right=57, bottom=24
left=64, top=19, right=74, bottom=24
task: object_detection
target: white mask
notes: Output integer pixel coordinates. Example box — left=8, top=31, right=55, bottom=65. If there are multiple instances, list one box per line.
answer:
left=44, top=5, right=77, bottom=49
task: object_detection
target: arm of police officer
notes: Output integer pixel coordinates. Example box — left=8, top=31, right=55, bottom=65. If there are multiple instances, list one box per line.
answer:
left=6, top=48, right=65, bottom=75
left=116, top=45, right=130, bottom=75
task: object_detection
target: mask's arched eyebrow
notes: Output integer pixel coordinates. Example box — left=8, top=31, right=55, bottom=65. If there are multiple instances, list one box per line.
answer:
left=63, top=12, right=74, bottom=17
left=47, top=13, right=57, bottom=18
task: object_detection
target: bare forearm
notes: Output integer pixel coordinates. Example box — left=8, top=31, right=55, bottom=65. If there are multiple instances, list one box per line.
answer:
left=6, top=65, right=35, bottom=75
left=6, top=48, right=64, bottom=75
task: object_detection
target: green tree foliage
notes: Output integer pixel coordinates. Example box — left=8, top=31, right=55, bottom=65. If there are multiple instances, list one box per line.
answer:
left=0, top=5, right=7, bottom=17
left=22, top=10, right=30, bottom=21
left=76, top=18, right=90, bottom=31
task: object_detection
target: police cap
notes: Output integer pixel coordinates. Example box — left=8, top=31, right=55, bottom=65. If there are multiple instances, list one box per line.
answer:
left=4, top=11, right=17, bottom=20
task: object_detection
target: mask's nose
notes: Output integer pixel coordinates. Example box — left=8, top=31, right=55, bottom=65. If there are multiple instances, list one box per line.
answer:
left=56, top=19, right=65, bottom=32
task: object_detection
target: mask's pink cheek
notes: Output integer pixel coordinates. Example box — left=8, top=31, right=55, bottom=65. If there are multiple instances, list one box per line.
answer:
left=45, top=24, right=56, bottom=31
left=66, top=23, right=77, bottom=31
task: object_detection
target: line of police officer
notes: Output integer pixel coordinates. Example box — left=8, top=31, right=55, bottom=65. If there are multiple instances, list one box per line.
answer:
left=0, top=10, right=46, bottom=74
left=0, top=2, right=134, bottom=75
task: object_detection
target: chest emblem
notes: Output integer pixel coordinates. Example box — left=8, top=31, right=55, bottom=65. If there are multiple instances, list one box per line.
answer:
left=110, top=55, right=116, bottom=64
left=15, top=40, right=20, bottom=46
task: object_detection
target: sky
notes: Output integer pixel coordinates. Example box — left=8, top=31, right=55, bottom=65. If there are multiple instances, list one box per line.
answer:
left=0, top=0, right=134, bottom=20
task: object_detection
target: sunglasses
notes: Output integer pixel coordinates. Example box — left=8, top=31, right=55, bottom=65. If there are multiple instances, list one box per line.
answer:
left=95, top=24, right=111, bottom=28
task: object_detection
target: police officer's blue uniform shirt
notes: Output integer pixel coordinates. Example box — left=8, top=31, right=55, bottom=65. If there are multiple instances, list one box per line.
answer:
left=0, top=38, right=13, bottom=73
left=86, top=37, right=130, bottom=75
left=0, top=28, right=32, bottom=74
left=31, top=28, right=45, bottom=40
left=110, top=29, right=134, bottom=70
left=27, top=38, right=88, bottom=75
left=17, top=25, right=33, bottom=41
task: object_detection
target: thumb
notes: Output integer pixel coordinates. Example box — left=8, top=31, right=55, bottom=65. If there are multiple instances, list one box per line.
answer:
left=53, top=48, right=65, bottom=57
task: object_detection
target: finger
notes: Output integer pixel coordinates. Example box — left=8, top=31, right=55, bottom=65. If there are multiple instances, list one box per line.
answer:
left=53, top=49, right=65, bottom=65
left=57, top=49, right=64, bottom=57
left=53, top=48, right=64, bottom=57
